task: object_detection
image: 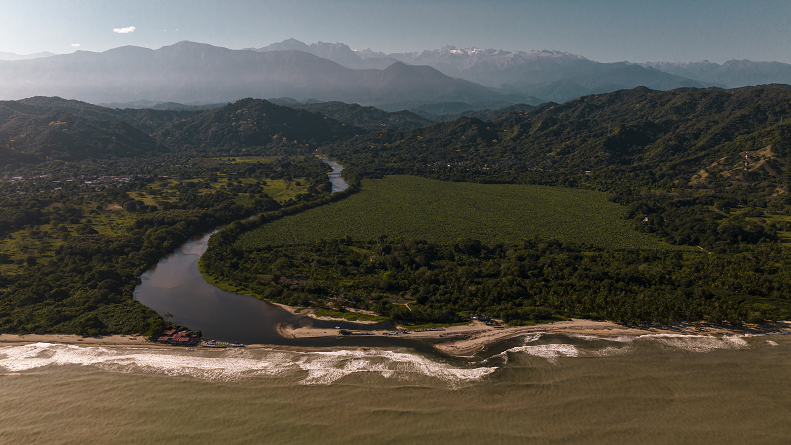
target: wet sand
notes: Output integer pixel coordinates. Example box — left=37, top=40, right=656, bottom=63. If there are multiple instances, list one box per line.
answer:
left=277, top=319, right=791, bottom=356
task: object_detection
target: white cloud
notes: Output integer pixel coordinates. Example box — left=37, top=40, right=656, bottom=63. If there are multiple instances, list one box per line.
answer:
left=71, top=43, right=81, bottom=47
left=113, top=26, right=136, bottom=34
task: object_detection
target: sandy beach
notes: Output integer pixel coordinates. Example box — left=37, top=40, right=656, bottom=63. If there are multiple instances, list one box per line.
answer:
left=3, top=320, right=789, bottom=357
left=0, top=334, right=160, bottom=348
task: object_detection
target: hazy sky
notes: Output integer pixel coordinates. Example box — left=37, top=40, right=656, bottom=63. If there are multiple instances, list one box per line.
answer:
left=2, top=0, right=790, bottom=63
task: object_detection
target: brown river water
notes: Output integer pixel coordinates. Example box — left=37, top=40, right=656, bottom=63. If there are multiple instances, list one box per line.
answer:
left=2, top=162, right=790, bottom=444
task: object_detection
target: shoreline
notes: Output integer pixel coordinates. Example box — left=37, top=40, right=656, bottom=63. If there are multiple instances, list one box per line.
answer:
left=276, top=319, right=791, bottom=356
left=3, top=320, right=789, bottom=356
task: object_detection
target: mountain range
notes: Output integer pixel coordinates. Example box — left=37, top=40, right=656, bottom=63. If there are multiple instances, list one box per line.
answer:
left=253, top=40, right=791, bottom=101
left=0, top=51, right=56, bottom=61
left=640, top=60, right=791, bottom=90
left=250, top=38, right=398, bottom=70
left=2, top=39, right=791, bottom=107
left=0, top=41, right=512, bottom=107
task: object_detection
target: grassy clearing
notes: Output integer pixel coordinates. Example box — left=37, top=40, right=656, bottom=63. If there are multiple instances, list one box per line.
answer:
left=0, top=174, right=313, bottom=274
left=313, top=308, right=390, bottom=322
left=132, top=176, right=311, bottom=206
left=398, top=321, right=473, bottom=330
left=0, top=202, right=140, bottom=274
left=212, top=155, right=295, bottom=164
left=238, top=175, right=678, bottom=249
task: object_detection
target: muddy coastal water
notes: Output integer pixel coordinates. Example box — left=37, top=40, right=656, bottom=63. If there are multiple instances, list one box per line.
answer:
left=1, top=332, right=790, bottom=444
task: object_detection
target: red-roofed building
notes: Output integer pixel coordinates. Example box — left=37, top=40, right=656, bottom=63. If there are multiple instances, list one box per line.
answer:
left=155, top=329, right=200, bottom=346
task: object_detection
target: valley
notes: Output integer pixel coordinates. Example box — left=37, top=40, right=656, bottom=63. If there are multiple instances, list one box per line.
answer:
left=1, top=84, right=790, bottom=337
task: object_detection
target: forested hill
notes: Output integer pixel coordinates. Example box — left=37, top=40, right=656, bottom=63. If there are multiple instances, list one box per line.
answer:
left=414, top=103, right=537, bottom=123
left=282, top=101, right=434, bottom=130
left=0, top=108, right=157, bottom=163
left=4, top=96, right=205, bottom=134
left=328, top=85, right=791, bottom=190
left=0, top=96, right=208, bottom=163
left=151, top=98, right=365, bottom=153
left=0, top=97, right=370, bottom=164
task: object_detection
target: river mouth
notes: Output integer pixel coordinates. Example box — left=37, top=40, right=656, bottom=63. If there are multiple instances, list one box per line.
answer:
left=132, top=231, right=416, bottom=348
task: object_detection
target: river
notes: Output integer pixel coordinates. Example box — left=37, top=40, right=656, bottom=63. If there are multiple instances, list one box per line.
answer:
left=132, top=156, right=400, bottom=347
left=318, top=154, right=349, bottom=194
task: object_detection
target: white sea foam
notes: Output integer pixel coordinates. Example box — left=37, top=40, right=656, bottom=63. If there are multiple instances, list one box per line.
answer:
left=503, top=344, right=581, bottom=363
left=0, top=343, right=495, bottom=387
left=297, top=349, right=497, bottom=385
left=521, top=332, right=545, bottom=344
left=636, top=334, right=749, bottom=352
left=592, top=346, right=633, bottom=357
left=567, top=333, right=635, bottom=343
left=766, top=340, right=779, bottom=346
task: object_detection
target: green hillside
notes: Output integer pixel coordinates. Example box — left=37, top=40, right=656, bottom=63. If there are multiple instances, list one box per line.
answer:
left=329, top=86, right=791, bottom=188
left=285, top=101, right=434, bottom=129
left=0, top=109, right=156, bottom=162
left=154, top=98, right=365, bottom=153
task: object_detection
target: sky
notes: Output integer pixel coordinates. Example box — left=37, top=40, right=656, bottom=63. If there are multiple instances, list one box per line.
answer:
left=1, top=0, right=790, bottom=63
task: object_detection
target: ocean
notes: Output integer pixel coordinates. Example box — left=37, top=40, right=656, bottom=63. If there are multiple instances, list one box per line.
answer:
left=1, top=332, right=789, bottom=444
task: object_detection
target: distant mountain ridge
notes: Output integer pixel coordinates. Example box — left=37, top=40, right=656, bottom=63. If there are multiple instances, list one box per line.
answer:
left=0, top=41, right=514, bottom=107
left=255, top=40, right=705, bottom=101
left=250, top=39, right=397, bottom=70
left=0, top=51, right=56, bottom=61
left=3, top=39, right=791, bottom=109
left=380, top=45, right=707, bottom=102
left=640, top=60, right=791, bottom=88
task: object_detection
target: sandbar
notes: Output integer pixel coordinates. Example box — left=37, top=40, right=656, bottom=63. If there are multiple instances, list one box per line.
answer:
left=277, top=319, right=791, bottom=356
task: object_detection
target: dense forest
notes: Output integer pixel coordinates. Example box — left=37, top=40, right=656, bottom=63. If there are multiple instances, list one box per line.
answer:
left=2, top=85, right=791, bottom=334
left=201, top=235, right=791, bottom=326
left=280, top=101, right=434, bottom=129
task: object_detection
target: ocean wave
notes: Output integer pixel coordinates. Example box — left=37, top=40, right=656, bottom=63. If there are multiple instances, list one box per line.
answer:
left=636, top=334, right=749, bottom=352
left=591, top=346, right=633, bottom=357
left=502, top=332, right=751, bottom=360
left=0, top=343, right=495, bottom=387
left=502, top=344, right=581, bottom=363
left=566, top=333, right=635, bottom=343
left=521, top=332, right=545, bottom=344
